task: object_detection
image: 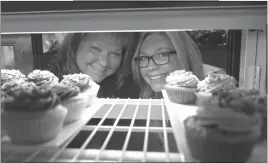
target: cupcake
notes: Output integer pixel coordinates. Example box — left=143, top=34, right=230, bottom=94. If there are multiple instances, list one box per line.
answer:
left=1, top=81, right=67, bottom=145
left=27, top=70, right=59, bottom=89
left=196, top=73, right=237, bottom=105
left=60, top=73, right=99, bottom=106
left=184, top=90, right=262, bottom=162
left=1, top=69, right=26, bottom=86
left=51, top=84, right=88, bottom=124
left=165, top=70, right=199, bottom=104
left=229, top=89, right=267, bottom=142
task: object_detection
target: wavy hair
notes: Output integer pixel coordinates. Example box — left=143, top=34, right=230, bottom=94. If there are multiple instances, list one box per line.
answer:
left=132, top=31, right=204, bottom=99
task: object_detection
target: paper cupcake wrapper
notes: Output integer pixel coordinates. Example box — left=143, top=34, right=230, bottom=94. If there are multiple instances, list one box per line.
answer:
left=82, top=82, right=100, bottom=107
left=1, top=105, right=67, bottom=145
left=61, top=93, right=88, bottom=125
left=184, top=117, right=258, bottom=162
left=165, top=86, right=197, bottom=104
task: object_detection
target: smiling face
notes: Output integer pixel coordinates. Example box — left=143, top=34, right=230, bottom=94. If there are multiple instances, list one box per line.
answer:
left=139, top=33, right=181, bottom=92
left=76, top=33, right=124, bottom=83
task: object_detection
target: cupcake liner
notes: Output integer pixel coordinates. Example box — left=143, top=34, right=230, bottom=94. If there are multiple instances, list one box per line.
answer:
left=82, top=82, right=100, bottom=107
left=165, top=85, right=197, bottom=104
left=195, top=92, right=213, bottom=105
left=61, top=93, right=88, bottom=125
left=1, top=105, right=67, bottom=145
left=184, top=116, right=259, bottom=162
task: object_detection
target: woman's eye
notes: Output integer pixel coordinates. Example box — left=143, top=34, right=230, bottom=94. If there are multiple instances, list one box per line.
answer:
left=111, top=52, right=121, bottom=56
left=91, top=46, right=102, bottom=52
left=159, top=53, right=168, bottom=57
left=138, top=56, right=146, bottom=61
left=160, top=51, right=176, bottom=57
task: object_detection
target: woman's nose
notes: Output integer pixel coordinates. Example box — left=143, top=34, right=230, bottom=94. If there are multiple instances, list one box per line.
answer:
left=98, top=51, right=109, bottom=67
left=147, top=59, right=158, bottom=70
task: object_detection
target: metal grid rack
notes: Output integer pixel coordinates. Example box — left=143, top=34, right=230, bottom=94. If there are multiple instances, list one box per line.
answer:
left=2, top=98, right=183, bottom=162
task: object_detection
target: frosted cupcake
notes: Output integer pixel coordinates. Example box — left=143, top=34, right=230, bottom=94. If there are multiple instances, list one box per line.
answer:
left=52, top=84, right=88, bottom=124
left=196, top=73, right=237, bottom=105
left=165, top=70, right=199, bottom=104
left=229, top=89, right=267, bottom=142
left=1, top=69, right=26, bottom=85
left=27, top=70, right=59, bottom=89
left=60, top=73, right=100, bottom=106
left=184, top=90, right=262, bottom=162
left=1, top=81, right=67, bottom=145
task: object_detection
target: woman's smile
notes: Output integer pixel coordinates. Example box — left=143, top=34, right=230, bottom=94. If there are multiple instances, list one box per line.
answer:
left=89, top=63, right=107, bottom=72
left=149, top=74, right=167, bottom=81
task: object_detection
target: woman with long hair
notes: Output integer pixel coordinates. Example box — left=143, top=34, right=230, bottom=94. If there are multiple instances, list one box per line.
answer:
left=132, top=31, right=204, bottom=99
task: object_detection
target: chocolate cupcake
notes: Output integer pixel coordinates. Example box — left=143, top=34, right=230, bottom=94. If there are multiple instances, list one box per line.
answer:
left=27, top=70, right=59, bottom=89
left=52, top=84, right=88, bottom=124
left=165, top=70, right=199, bottom=104
left=196, top=73, right=237, bottom=105
left=1, top=69, right=26, bottom=86
left=1, top=81, right=67, bottom=145
left=184, top=90, right=262, bottom=162
left=61, top=73, right=99, bottom=106
left=226, top=89, right=267, bottom=142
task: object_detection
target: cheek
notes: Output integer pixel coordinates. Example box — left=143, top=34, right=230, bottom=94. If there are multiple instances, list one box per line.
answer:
left=76, top=52, right=96, bottom=72
left=166, top=56, right=182, bottom=72
left=77, top=52, right=97, bottom=64
left=140, top=68, right=150, bottom=83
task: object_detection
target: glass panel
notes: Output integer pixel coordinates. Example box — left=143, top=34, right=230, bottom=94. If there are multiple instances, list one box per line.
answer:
left=188, top=29, right=228, bottom=75
left=1, top=34, right=34, bottom=74
left=1, top=46, right=15, bottom=69
left=42, top=33, right=66, bottom=53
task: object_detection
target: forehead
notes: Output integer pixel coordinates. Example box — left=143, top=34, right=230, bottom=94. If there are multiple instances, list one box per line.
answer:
left=82, top=33, right=125, bottom=48
left=140, top=33, right=173, bottom=53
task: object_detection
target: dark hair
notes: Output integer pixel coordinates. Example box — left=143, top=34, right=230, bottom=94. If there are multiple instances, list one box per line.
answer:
left=49, top=32, right=139, bottom=97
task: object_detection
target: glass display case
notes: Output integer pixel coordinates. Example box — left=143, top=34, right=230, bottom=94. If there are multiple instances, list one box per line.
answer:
left=1, top=2, right=267, bottom=162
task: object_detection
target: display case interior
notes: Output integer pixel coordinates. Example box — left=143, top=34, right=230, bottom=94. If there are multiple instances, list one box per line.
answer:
left=1, top=1, right=267, bottom=163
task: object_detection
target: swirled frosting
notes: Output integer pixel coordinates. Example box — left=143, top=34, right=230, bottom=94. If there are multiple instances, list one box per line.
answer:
left=165, top=70, right=199, bottom=88
left=197, top=73, right=237, bottom=93
left=2, top=82, right=60, bottom=112
left=60, top=73, right=93, bottom=92
left=195, top=90, right=263, bottom=132
left=27, top=70, right=59, bottom=88
left=1, top=69, right=26, bottom=85
left=51, top=84, right=80, bottom=101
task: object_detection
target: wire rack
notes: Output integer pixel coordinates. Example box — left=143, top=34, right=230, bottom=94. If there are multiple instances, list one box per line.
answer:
left=2, top=95, right=267, bottom=162
left=1, top=98, right=183, bottom=162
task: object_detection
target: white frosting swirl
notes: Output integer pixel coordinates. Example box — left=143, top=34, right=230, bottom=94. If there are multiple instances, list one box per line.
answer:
left=1, top=69, right=26, bottom=84
left=166, top=70, right=199, bottom=87
left=197, top=73, right=237, bottom=93
left=27, top=70, right=59, bottom=88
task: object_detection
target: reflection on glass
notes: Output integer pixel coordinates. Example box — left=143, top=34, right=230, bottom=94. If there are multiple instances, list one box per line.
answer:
left=41, top=30, right=228, bottom=75
left=188, top=30, right=228, bottom=75
left=42, top=33, right=67, bottom=53
left=1, top=46, right=15, bottom=69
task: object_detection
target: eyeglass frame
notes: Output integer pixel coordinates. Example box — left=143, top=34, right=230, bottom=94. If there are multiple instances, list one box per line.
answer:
left=134, top=50, right=177, bottom=68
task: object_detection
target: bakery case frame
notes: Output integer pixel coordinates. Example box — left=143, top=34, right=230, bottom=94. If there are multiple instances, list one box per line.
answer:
left=1, top=2, right=267, bottom=162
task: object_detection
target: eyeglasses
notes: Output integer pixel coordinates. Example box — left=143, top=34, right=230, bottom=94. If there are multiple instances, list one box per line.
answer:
left=134, top=51, right=177, bottom=68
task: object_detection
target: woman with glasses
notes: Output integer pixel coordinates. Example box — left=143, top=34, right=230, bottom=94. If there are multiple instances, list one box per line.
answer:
left=132, top=31, right=204, bottom=99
